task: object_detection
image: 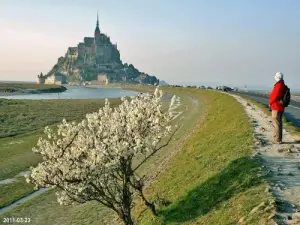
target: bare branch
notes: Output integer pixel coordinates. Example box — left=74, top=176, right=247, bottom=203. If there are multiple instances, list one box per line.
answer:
left=60, top=129, right=81, bottom=157
left=133, top=124, right=181, bottom=172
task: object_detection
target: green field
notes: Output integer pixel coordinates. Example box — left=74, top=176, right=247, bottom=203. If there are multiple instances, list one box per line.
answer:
left=0, top=98, right=122, bottom=210
left=0, top=98, right=121, bottom=138
left=0, top=177, right=35, bottom=208
left=0, top=88, right=275, bottom=225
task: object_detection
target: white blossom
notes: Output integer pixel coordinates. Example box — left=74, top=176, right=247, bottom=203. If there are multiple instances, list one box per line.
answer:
left=27, top=88, right=177, bottom=209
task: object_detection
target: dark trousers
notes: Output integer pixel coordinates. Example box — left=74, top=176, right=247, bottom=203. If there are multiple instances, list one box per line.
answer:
left=272, top=110, right=283, bottom=143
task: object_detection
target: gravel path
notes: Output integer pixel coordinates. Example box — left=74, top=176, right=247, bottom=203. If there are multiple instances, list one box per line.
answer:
left=232, top=94, right=300, bottom=224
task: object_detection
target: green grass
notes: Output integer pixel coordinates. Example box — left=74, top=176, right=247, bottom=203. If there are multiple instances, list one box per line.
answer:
left=133, top=89, right=274, bottom=224
left=0, top=83, right=60, bottom=92
left=1, top=189, right=115, bottom=225
left=0, top=99, right=122, bottom=176
left=0, top=177, right=35, bottom=208
left=0, top=99, right=122, bottom=179
left=0, top=88, right=274, bottom=224
left=0, top=88, right=200, bottom=225
left=0, top=98, right=121, bottom=138
left=0, top=98, right=122, bottom=216
left=0, top=98, right=122, bottom=217
left=0, top=132, right=42, bottom=180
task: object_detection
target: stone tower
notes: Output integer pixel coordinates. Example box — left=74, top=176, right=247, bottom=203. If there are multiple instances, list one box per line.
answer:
left=94, top=12, right=101, bottom=39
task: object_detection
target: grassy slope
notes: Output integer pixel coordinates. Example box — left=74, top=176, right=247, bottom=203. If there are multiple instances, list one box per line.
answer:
left=0, top=98, right=121, bottom=138
left=1, top=88, right=273, bottom=224
left=135, top=88, right=274, bottom=224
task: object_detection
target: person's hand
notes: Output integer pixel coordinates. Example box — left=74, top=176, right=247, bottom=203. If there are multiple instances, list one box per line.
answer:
left=268, top=105, right=272, bottom=112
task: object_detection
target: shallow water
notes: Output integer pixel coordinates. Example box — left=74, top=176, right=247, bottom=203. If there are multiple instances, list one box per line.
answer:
left=0, top=188, right=49, bottom=214
left=0, top=85, right=137, bottom=100
left=0, top=178, right=16, bottom=185
left=0, top=171, right=30, bottom=185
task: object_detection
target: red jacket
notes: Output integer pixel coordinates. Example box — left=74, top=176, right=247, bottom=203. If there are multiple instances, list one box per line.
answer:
left=269, top=80, right=285, bottom=112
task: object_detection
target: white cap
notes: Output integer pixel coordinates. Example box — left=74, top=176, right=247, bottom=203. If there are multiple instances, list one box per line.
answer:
left=275, top=72, right=284, bottom=82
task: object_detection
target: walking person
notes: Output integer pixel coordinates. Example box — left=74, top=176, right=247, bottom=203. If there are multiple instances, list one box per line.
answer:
left=269, top=72, right=285, bottom=144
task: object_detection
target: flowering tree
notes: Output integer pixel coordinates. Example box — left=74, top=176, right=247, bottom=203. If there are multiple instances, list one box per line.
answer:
left=26, top=88, right=178, bottom=225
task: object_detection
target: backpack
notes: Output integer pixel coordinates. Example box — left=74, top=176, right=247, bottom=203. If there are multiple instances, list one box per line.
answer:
left=281, top=85, right=291, bottom=107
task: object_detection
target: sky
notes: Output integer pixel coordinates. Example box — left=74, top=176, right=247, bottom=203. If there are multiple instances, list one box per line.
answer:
left=0, top=0, right=300, bottom=90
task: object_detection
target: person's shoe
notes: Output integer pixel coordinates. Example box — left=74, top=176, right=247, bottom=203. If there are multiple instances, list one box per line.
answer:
left=272, top=140, right=283, bottom=144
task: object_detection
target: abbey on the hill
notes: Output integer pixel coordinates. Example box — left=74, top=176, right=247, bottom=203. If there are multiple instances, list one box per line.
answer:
left=38, top=13, right=158, bottom=85
left=69, top=13, right=121, bottom=66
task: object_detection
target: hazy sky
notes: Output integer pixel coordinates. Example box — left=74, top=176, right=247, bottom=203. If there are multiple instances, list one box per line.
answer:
left=0, top=0, right=299, bottom=89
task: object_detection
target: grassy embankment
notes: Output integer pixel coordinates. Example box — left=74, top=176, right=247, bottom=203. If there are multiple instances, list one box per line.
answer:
left=133, top=88, right=274, bottom=224
left=1, top=88, right=274, bottom=225
left=0, top=98, right=121, bottom=208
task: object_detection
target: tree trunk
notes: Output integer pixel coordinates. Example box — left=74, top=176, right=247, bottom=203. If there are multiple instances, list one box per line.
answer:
left=131, top=176, right=157, bottom=216
left=121, top=185, right=133, bottom=225
left=120, top=157, right=134, bottom=225
left=138, top=188, right=157, bottom=216
left=120, top=208, right=134, bottom=225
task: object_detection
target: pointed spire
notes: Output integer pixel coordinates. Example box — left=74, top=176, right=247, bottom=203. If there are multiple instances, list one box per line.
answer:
left=94, top=11, right=101, bottom=38
left=96, top=11, right=99, bottom=27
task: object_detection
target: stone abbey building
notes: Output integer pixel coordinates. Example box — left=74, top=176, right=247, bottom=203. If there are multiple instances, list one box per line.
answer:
left=38, top=13, right=158, bottom=85
left=68, top=13, right=121, bottom=66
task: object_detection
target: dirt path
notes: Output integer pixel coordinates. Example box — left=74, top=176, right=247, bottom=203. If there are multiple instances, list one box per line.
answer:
left=232, top=94, right=300, bottom=224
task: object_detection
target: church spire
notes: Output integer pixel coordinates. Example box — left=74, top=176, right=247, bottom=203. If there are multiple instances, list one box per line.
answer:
left=96, top=11, right=99, bottom=27
left=94, top=11, right=101, bottom=39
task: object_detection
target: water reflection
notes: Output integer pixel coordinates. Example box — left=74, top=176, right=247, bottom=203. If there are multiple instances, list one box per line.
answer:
left=0, top=86, right=138, bottom=100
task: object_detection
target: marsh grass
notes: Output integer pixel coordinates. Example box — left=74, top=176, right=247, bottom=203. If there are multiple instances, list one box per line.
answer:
left=0, top=98, right=122, bottom=214
left=0, top=132, right=42, bottom=180
left=0, top=98, right=121, bottom=138
left=0, top=177, right=35, bottom=208
left=0, top=99, right=122, bottom=180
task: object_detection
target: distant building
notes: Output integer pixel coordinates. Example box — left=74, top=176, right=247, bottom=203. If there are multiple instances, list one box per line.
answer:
left=67, top=47, right=78, bottom=59
left=74, top=12, right=121, bottom=66
left=98, top=74, right=108, bottom=83
left=45, top=73, right=66, bottom=85
left=37, top=72, right=66, bottom=85
left=37, top=72, right=45, bottom=84
left=159, top=80, right=169, bottom=86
